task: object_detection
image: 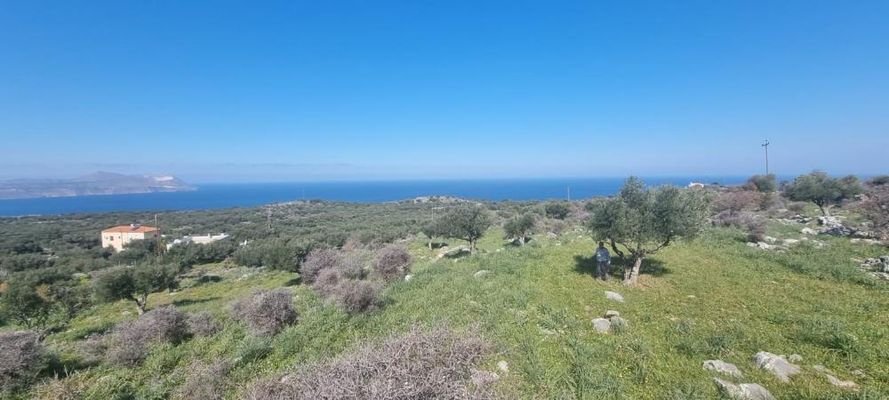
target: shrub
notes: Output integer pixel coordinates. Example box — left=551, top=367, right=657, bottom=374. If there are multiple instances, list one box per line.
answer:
left=299, top=248, right=340, bottom=284
left=78, top=333, right=108, bottom=366
left=745, top=174, right=777, bottom=192
left=311, top=268, right=343, bottom=298
left=331, top=280, right=383, bottom=314
left=868, top=175, right=889, bottom=186
left=785, top=171, right=863, bottom=216
left=712, top=191, right=762, bottom=215
left=544, top=202, right=571, bottom=219
left=106, top=306, right=189, bottom=366
left=175, top=359, right=231, bottom=400
left=243, top=325, right=492, bottom=400
left=860, top=186, right=889, bottom=239
left=373, top=245, right=412, bottom=282
left=187, top=312, right=221, bottom=337
left=503, top=213, right=535, bottom=245
left=232, top=289, right=298, bottom=336
left=0, top=330, right=44, bottom=392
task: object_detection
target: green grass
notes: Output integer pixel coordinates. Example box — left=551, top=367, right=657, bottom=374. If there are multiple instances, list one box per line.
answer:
left=20, top=227, right=889, bottom=399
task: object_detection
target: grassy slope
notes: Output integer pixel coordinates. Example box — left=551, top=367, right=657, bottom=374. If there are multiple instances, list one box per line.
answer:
left=28, top=227, right=889, bottom=399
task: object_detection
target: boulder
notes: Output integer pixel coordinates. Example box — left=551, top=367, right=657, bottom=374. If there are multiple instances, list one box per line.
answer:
left=782, top=238, right=800, bottom=246
left=787, top=354, right=803, bottom=363
left=818, top=216, right=843, bottom=227
left=438, top=246, right=471, bottom=259
left=703, top=360, right=744, bottom=378
left=497, top=360, right=509, bottom=372
left=404, top=274, right=413, bottom=282
left=713, top=378, right=775, bottom=400
left=591, top=318, right=611, bottom=334
left=753, top=352, right=800, bottom=383
left=801, top=227, right=818, bottom=235
left=604, top=310, right=620, bottom=319
left=605, top=291, right=625, bottom=303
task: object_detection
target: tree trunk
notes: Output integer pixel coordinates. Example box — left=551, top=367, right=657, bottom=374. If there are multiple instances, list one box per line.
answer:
left=623, top=256, right=643, bottom=286
left=520, top=236, right=526, bottom=246
left=135, top=296, right=147, bottom=315
left=609, top=239, right=625, bottom=258
left=816, top=202, right=829, bottom=216
left=428, top=239, right=433, bottom=250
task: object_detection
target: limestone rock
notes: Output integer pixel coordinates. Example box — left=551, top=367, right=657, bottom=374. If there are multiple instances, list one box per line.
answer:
left=713, top=378, right=775, bottom=400
left=787, top=354, right=803, bottom=363
left=801, top=227, right=818, bottom=235
left=592, top=318, right=611, bottom=334
left=605, top=291, right=625, bottom=303
left=813, top=365, right=858, bottom=390
left=473, top=270, right=491, bottom=279
left=753, top=352, right=800, bottom=383
left=604, top=310, right=620, bottom=319
left=703, top=360, right=744, bottom=378
left=497, top=360, right=509, bottom=372
left=609, top=316, right=628, bottom=332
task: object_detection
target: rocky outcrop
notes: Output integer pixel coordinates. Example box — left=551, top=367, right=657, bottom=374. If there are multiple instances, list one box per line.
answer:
left=713, top=378, right=775, bottom=400
left=703, top=360, right=743, bottom=378
left=753, top=352, right=800, bottom=383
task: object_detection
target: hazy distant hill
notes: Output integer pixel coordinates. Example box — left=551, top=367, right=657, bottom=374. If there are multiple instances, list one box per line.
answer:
left=0, top=171, right=195, bottom=200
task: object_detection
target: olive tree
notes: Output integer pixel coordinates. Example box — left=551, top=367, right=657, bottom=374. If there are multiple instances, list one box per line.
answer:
left=784, top=171, right=862, bottom=216
left=93, top=264, right=179, bottom=314
left=438, top=206, right=492, bottom=253
left=588, top=177, right=710, bottom=286
left=0, top=281, right=54, bottom=331
left=745, top=174, right=777, bottom=192
left=504, top=213, right=535, bottom=245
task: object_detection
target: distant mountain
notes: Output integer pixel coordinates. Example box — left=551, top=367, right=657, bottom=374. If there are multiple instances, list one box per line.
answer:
left=0, top=172, right=195, bottom=200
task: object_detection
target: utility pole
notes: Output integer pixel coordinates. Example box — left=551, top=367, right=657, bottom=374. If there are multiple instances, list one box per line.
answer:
left=761, top=140, right=770, bottom=175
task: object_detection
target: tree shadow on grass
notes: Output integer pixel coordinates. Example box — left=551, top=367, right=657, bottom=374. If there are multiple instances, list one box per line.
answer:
left=172, top=296, right=221, bottom=307
left=573, top=254, right=671, bottom=280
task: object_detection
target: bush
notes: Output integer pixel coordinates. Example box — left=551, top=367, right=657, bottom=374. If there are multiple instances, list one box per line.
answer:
left=0, top=330, right=44, bottom=393
left=745, top=174, right=777, bottom=192
left=373, top=245, right=412, bottom=282
left=311, top=268, right=343, bottom=298
left=299, top=248, right=340, bottom=284
left=544, top=202, right=571, bottom=219
left=712, top=191, right=762, bottom=214
left=187, top=312, right=221, bottom=337
left=331, top=280, right=383, bottom=314
left=106, top=306, right=189, bottom=366
left=175, top=359, right=231, bottom=400
left=243, top=325, right=492, bottom=400
left=78, top=333, right=107, bottom=366
left=231, top=289, right=298, bottom=336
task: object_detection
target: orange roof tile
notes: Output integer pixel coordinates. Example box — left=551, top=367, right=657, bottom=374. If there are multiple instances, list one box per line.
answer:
left=102, top=225, right=159, bottom=233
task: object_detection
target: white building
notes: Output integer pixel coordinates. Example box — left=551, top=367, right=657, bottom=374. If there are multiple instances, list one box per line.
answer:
left=166, top=233, right=230, bottom=249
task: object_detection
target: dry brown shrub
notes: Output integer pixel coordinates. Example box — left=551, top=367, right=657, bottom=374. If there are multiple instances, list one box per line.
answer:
left=374, top=245, right=412, bottom=282
left=187, top=311, right=222, bottom=337
left=232, top=289, right=298, bottom=336
left=174, top=359, right=231, bottom=400
left=0, top=330, right=44, bottom=392
left=106, top=306, right=189, bottom=366
left=243, top=325, right=495, bottom=400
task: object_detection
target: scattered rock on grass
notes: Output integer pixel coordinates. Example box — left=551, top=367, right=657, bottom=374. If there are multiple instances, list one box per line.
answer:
left=609, top=316, right=628, bottom=332
left=753, top=352, right=800, bottom=383
left=473, top=270, right=491, bottom=279
left=591, top=318, right=611, bottom=334
left=404, top=274, right=413, bottom=282
left=801, top=227, right=817, bottom=235
left=713, top=378, right=775, bottom=400
left=604, top=310, right=620, bottom=319
left=497, top=360, right=509, bottom=372
left=703, top=360, right=744, bottom=378
left=605, top=291, right=624, bottom=303
left=787, top=354, right=803, bottom=363
left=813, top=365, right=859, bottom=390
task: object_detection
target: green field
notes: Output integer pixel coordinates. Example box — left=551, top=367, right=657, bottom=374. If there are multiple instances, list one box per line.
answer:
left=21, top=223, right=888, bottom=399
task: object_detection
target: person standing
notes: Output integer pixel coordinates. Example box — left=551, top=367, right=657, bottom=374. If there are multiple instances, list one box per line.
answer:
left=595, top=241, right=611, bottom=281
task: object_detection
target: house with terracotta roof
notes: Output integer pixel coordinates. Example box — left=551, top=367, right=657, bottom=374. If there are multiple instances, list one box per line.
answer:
left=101, top=224, right=159, bottom=252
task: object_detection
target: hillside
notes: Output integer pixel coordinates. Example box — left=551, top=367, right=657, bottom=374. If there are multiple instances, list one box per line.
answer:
left=0, top=172, right=194, bottom=200
left=4, top=221, right=887, bottom=399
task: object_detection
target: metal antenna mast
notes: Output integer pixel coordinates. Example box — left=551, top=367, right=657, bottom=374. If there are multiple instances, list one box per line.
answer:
left=761, top=140, right=770, bottom=175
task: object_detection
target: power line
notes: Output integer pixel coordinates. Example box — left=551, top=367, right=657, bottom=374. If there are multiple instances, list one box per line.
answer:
left=761, top=139, right=770, bottom=175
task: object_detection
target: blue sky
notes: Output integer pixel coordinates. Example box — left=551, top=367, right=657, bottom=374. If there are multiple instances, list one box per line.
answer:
left=1, top=1, right=887, bottom=182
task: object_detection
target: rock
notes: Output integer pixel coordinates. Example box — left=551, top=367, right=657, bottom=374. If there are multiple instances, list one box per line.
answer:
left=439, top=246, right=471, bottom=259
left=801, top=227, right=818, bottom=235
left=753, top=352, right=800, bottom=383
left=782, top=239, right=800, bottom=246
left=473, top=270, right=491, bottom=279
left=818, top=216, right=843, bottom=227
left=820, top=225, right=854, bottom=236
left=497, top=360, right=509, bottom=372
left=787, top=354, right=803, bottom=363
left=546, top=232, right=558, bottom=239
left=592, top=318, right=611, bottom=334
left=703, top=360, right=744, bottom=378
left=850, top=238, right=882, bottom=245
left=813, top=365, right=858, bottom=390
left=404, top=274, right=413, bottom=282
left=609, top=316, right=628, bottom=332
left=604, top=310, right=620, bottom=319
left=764, top=236, right=777, bottom=243
left=713, top=378, right=775, bottom=400
left=605, top=291, right=625, bottom=303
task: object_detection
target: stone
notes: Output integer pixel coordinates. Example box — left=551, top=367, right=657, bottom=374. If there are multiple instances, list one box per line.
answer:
left=404, top=274, right=413, bottom=282
left=703, top=360, right=744, bottom=378
left=592, top=318, right=611, bottom=333
left=813, top=365, right=858, bottom=390
left=609, top=316, right=629, bottom=332
left=497, top=360, right=509, bottom=372
left=787, top=354, right=803, bottom=363
left=439, top=246, right=471, bottom=259
left=604, top=310, right=620, bottom=319
left=818, top=216, right=843, bottom=227
left=753, top=352, right=800, bottom=383
left=764, top=236, right=777, bottom=243
left=713, top=378, right=775, bottom=400
left=473, top=270, right=491, bottom=279
left=605, top=291, right=625, bottom=303
left=782, top=239, right=800, bottom=246
left=801, top=227, right=818, bottom=235
left=546, top=232, right=558, bottom=239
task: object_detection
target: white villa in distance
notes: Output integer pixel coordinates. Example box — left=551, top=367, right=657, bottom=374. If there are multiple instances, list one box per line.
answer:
left=166, top=233, right=230, bottom=249
left=101, top=224, right=160, bottom=252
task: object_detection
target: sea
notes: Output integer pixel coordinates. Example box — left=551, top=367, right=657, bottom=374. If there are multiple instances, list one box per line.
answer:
left=0, top=177, right=749, bottom=217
